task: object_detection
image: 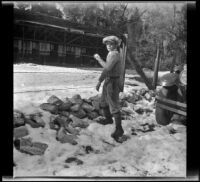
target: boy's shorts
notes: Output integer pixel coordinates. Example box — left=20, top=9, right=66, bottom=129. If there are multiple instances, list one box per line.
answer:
left=100, top=77, right=121, bottom=114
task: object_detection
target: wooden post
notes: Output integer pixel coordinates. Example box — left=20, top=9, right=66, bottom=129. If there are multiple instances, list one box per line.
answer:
left=153, top=43, right=161, bottom=90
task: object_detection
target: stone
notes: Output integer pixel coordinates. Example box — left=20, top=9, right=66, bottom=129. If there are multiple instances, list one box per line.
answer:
left=49, top=120, right=60, bottom=131
left=71, top=109, right=87, bottom=119
left=70, top=104, right=81, bottom=112
left=144, top=92, right=152, bottom=101
left=93, top=116, right=104, bottom=122
left=58, top=111, right=70, bottom=117
left=87, top=111, right=99, bottom=120
left=83, top=98, right=92, bottom=104
left=169, top=123, right=186, bottom=134
left=25, top=118, right=43, bottom=128
left=14, top=109, right=24, bottom=118
left=40, top=103, right=58, bottom=114
left=84, top=145, right=94, bottom=154
left=92, top=100, right=100, bottom=111
left=121, top=107, right=135, bottom=115
left=144, top=108, right=153, bottom=113
left=58, top=101, right=72, bottom=111
left=127, top=102, right=135, bottom=110
left=89, top=95, right=101, bottom=111
left=32, top=142, right=48, bottom=151
left=14, top=110, right=25, bottom=127
left=127, top=97, right=136, bottom=104
left=70, top=115, right=89, bottom=128
left=81, top=102, right=95, bottom=112
left=127, top=94, right=142, bottom=104
left=167, top=125, right=177, bottom=134
left=47, top=95, right=63, bottom=106
left=65, top=97, right=72, bottom=103
left=119, top=92, right=129, bottom=100
left=70, top=94, right=83, bottom=105
left=14, top=138, right=48, bottom=155
left=56, top=127, right=78, bottom=145
left=14, top=117, right=25, bottom=128
left=171, top=114, right=186, bottom=125
left=14, top=126, right=29, bottom=139
left=29, top=112, right=43, bottom=117
left=29, top=115, right=45, bottom=127
left=131, top=128, right=138, bottom=135
left=14, top=137, right=32, bottom=150
left=65, top=124, right=80, bottom=135
left=134, top=107, right=145, bottom=114
left=137, top=88, right=148, bottom=96
left=139, top=123, right=155, bottom=132
left=149, top=90, right=156, bottom=97
left=120, top=100, right=128, bottom=107
left=53, top=115, right=70, bottom=129
left=65, top=157, right=83, bottom=165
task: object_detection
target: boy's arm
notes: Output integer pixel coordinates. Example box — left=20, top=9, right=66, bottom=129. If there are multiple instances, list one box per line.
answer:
left=94, top=54, right=106, bottom=68
left=98, top=58, right=106, bottom=68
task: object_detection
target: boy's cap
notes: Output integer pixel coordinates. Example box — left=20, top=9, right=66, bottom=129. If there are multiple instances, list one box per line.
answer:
left=103, top=36, right=121, bottom=46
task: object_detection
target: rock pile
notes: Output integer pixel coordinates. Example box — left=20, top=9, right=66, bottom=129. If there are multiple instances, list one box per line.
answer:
left=120, top=88, right=156, bottom=105
left=14, top=89, right=157, bottom=150
left=13, top=110, right=48, bottom=155
left=40, top=94, right=103, bottom=120
left=39, top=94, right=103, bottom=145
left=119, top=89, right=156, bottom=119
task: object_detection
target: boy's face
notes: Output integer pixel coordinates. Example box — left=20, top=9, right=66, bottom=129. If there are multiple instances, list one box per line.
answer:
left=106, top=42, right=117, bottom=52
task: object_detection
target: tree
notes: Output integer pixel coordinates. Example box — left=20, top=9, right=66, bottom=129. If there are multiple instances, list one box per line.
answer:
left=129, top=3, right=187, bottom=71
left=31, top=3, right=63, bottom=18
left=126, top=8, right=154, bottom=90
left=14, top=2, right=187, bottom=72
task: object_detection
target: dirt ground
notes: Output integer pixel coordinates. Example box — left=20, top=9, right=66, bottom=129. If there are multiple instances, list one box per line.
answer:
left=13, top=63, right=186, bottom=177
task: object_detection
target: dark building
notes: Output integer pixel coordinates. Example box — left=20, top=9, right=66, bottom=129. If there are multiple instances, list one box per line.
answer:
left=13, top=8, right=122, bottom=67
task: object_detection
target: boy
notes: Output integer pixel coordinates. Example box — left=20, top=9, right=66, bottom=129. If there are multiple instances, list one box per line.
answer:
left=94, top=35, right=124, bottom=143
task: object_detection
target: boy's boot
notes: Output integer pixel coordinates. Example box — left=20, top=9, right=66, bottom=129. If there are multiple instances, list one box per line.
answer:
left=111, top=112, right=124, bottom=142
left=97, top=107, right=113, bottom=125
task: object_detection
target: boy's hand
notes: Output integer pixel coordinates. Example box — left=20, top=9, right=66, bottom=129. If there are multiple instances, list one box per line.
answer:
left=94, top=54, right=101, bottom=61
left=96, top=81, right=101, bottom=92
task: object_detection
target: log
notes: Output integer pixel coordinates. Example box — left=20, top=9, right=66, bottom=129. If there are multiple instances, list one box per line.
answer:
left=153, top=44, right=161, bottom=89
left=127, top=52, right=154, bottom=90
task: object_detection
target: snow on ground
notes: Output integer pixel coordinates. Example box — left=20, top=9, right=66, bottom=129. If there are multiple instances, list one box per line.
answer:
left=13, top=64, right=186, bottom=177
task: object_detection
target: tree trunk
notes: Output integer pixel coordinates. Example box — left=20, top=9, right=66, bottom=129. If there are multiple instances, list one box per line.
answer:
left=153, top=44, right=161, bottom=89
left=126, top=16, right=154, bottom=90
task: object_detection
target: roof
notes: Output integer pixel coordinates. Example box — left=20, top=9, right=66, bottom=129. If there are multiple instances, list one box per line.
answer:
left=14, top=8, right=122, bottom=38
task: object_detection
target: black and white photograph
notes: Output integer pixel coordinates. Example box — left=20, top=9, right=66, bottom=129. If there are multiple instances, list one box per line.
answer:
left=4, top=0, right=193, bottom=180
